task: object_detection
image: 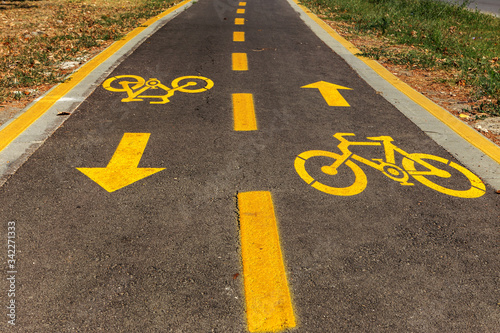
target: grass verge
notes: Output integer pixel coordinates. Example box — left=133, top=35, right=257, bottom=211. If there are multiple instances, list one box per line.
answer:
left=300, top=0, right=500, bottom=117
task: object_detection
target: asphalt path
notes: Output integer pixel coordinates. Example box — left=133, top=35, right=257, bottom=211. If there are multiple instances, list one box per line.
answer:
left=0, top=0, right=499, bottom=331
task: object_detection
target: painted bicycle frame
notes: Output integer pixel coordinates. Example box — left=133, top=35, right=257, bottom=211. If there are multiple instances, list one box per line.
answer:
left=295, top=133, right=486, bottom=198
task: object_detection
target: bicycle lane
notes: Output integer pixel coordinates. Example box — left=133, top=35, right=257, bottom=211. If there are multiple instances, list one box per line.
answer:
left=0, top=0, right=499, bottom=332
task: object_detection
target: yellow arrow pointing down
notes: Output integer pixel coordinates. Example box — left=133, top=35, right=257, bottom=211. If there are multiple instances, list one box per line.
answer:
left=301, top=81, right=352, bottom=106
left=77, top=133, right=165, bottom=192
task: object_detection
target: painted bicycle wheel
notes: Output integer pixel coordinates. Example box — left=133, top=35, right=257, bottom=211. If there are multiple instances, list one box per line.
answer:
left=294, top=150, right=367, bottom=196
left=171, top=76, right=214, bottom=93
left=102, top=75, right=145, bottom=92
left=402, top=153, right=486, bottom=198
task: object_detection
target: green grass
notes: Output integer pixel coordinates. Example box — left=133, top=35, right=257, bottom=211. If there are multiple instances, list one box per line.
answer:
left=301, top=0, right=500, bottom=116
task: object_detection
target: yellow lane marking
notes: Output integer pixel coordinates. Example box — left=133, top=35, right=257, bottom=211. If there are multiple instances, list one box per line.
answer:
left=232, top=93, right=257, bottom=131
left=76, top=133, right=165, bottom=192
left=239, top=1, right=247, bottom=6
left=301, top=81, right=352, bottom=107
left=235, top=17, right=245, bottom=25
left=233, top=31, right=245, bottom=42
left=237, top=8, right=246, bottom=14
left=0, top=0, right=193, bottom=154
left=238, top=191, right=296, bottom=332
left=292, top=0, right=500, bottom=165
left=232, top=53, right=248, bottom=71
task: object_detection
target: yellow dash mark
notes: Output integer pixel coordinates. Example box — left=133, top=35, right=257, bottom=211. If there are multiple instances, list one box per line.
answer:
left=232, top=93, right=257, bottom=131
left=233, top=31, right=245, bottom=42
left=239, top=1, right=247, bottom=6
left=237, top=8, right=246, bottom=14
left=235, top=17, right=245, bottom=25
left=238, top=191, right=296, bottom=332
left=232, top=53, right=248, bottom=71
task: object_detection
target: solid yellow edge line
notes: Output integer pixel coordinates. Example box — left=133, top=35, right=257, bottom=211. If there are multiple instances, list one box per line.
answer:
left=0, top=0, right=193, bottom=153
left=238, top=191, right=296, bottom=332
left=293, top=0, right=500, bottom=165
left=232, top=93, right=257, bottom=131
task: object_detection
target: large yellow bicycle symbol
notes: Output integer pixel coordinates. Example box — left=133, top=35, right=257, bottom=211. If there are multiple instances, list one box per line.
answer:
left=294, top=133, right=486, bottom=198
left=102, top=75, right=214, bottom=104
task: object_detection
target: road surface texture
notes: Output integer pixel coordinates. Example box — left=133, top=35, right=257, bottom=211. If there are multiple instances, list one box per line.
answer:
left=0, top=0, right=498, bottom=332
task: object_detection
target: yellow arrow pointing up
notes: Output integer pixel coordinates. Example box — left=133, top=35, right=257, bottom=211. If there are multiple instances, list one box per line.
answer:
left=301, top=81, right=352, bottom=107
left=77, top=133, right=165, bottom=192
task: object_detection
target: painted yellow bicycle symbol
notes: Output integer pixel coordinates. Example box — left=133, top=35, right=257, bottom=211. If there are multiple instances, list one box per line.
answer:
left=294, top=133, right=486, bottom=198
left=102, top=75, right=214, bottom=104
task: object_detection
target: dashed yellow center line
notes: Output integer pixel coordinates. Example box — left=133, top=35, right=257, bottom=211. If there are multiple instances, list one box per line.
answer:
left=238, top=191, right=296, bottom=332
left=237, top=8, right=246, bottom=14
left=239, top=1, right=246, bottom=6
left=235, top=17, right=245, bottom=25
left=233, top=31, right=245, bottom=42
left=232, top=53, right=248, bottom=71
left=232, top=93, right=257, bottom=131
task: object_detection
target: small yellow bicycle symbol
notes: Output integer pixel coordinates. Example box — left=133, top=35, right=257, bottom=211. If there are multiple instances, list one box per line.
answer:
left=294, top=133, right=486, bottom=198
left=102, top=75, right=214, bottom=104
